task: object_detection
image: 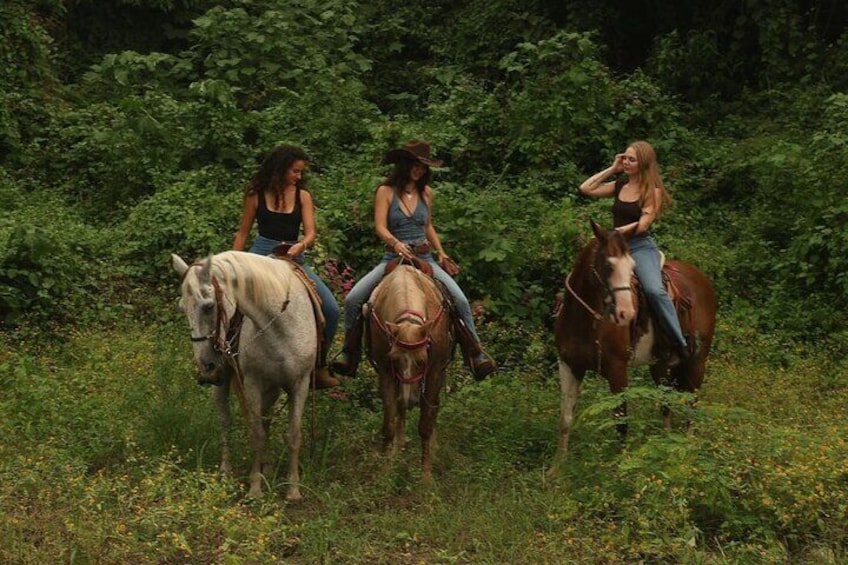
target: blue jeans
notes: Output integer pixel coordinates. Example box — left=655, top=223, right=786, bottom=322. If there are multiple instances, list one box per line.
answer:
left=342, top=252, right=481, bottom=341
left=629, top=235, right=686, bottom=347
left=248, top=235, right=339, bottom=347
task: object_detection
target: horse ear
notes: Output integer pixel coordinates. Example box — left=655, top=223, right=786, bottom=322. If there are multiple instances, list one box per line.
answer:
left=196, top=255, right=213, bottom=284
left=590, top=219, right=607, bottom=241
left=172, top=254, right=189, bottom=277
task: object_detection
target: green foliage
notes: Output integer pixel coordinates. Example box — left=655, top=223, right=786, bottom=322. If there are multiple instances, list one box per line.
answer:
left=118, top=167, right=242, bottom=280
left=0, top=188, right=118, bottom=327
left=1, top=318, right=846, bottom=563
left=0, top=1, right=61, bottom=163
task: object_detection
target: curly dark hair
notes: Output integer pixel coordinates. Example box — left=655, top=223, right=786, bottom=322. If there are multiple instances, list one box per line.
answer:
left=246, top=145, right=310, bottom=209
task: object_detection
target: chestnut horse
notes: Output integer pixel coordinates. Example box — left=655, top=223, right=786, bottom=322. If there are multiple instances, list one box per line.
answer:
left=550, top=221, right=717, bottom=471
left=365, top=264, right=454, bottom=484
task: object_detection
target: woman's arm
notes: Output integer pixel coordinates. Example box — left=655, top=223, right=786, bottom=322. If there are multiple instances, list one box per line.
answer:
left=232, top=192, right=259, bottom=250
left=615, top=188, right=660, bottom=235
left=422, top=186, right=448, bottom=259
left=375, top=184, right=414, bottom=260
left=579, top=154, right=625, bottom=198
left=289, top=190, right=316, bottom=257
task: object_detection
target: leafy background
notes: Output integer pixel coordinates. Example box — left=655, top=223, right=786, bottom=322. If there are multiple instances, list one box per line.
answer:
left=1, top=0, right=846, bottom=563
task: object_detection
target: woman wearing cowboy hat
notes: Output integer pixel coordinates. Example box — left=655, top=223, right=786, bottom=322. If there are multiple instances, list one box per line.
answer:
left=331, top=140, right=496, bottom=381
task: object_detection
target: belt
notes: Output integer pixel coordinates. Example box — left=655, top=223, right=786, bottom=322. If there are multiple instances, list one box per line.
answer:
left=387, top=241, right=430, bottom=255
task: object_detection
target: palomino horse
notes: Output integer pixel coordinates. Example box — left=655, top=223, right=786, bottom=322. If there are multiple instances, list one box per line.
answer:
left=172, top=251, right=317, bottom=499
left=550, top=221, right=717, bottom=470
left=366, top=264, right=454, bottom=484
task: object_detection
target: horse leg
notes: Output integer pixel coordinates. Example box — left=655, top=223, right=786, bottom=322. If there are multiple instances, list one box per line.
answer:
left=604, top=363, right=630, bottom=446
left=380, top=375, right=399, bottom=457
left=259, top=387, right=281, bottom=478
left=548, top=360, right=583, bottom=478
left=650, top=363, right=673, bottom=431
left=282, top=376, right=309, bottom=501
left=673, top=355, right=706, bottom=436
left=213, top=380, right=233, bottom=475
left=244, top=381, right=273, bottom=498
left=419, top=382, right=440, bottom=486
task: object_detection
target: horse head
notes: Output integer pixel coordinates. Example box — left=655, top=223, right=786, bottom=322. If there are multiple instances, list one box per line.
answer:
left=172, top=253, right=229, bottom=385
left=590, top=220, right=636, bottom=325
left=384, top=313, right=434, bottom=384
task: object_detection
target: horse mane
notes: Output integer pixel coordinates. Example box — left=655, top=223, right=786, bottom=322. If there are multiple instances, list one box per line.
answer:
left=208, top=251, right=294, bottom=306
left=378, top=266, right=438, bottom=319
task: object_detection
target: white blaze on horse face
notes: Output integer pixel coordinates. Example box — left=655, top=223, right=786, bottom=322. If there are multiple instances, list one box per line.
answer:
left=181, top=275, right=222, bottom=377
left=607, top=254, right=636, bottom=325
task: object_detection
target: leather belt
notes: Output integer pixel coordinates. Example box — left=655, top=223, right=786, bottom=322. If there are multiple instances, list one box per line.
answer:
left=387, top=241, right=431, bottom=255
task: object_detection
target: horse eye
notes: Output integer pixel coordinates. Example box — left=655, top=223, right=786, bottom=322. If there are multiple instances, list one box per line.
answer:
left=201, top=302, right=215, bottom=315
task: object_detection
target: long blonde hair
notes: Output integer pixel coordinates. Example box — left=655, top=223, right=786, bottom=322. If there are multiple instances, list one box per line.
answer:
left=629, top=140, right=672, bottom=217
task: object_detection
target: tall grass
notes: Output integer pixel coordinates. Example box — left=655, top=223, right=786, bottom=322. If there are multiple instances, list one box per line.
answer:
left=0, top=314, right=845, bottom=564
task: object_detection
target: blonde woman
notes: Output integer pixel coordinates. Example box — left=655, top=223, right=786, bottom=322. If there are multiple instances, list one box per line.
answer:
left=579, top=140, right=689, bottom=363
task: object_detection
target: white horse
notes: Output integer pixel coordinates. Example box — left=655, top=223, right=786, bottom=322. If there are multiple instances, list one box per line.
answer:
left=172, top=250, right=317, bottom=499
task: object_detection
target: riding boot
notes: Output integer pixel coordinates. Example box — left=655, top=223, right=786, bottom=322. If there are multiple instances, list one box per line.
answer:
left=454, top=319, right=497, bottom=381
left=667, top=339, right=691, bottom=368
left=330, top=315, right=364, bottom=378
left=312, top=343, right=340, bottom=390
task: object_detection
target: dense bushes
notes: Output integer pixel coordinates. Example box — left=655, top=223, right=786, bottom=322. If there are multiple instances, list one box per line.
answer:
left=1, top=0, right=846, bottom=340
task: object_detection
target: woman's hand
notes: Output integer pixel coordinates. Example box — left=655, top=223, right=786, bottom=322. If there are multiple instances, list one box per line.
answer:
left=393, top=240, right=414, bottom=260
left=611, top=153, right=626, bottom=174
left=287, top=242, right=305, bottom=257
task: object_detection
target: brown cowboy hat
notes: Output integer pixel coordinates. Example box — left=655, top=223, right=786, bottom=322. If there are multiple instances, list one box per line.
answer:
left=384, top=140, right=443, bottom=167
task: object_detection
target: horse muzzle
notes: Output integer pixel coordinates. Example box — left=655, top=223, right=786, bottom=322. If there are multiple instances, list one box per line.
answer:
left=194, top=359, right=227, bottom=386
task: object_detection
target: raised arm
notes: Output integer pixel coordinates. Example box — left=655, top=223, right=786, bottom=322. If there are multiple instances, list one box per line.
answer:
left=579, top=154, right=626, bottom=198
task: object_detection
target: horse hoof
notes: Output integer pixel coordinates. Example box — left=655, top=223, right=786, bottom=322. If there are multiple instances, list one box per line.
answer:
left=286, top=489, right=303, bottom=502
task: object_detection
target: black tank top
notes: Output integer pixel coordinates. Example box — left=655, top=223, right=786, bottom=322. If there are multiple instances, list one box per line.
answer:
left=256, top=187, right=302, bottom=242
left=612, top=179, right=643, bottom=228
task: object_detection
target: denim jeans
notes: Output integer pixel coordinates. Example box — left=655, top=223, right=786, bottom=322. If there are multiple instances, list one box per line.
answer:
left=629, top=235, right=686, bottom=347
left=248, top=235, right=339, bottom=346
left=342, top=252, right=481, bottom=341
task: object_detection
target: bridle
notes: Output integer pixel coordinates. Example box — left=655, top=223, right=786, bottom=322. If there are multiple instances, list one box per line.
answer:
left=184, top=265, right=289, bottom=376
left=565, top=244, right=632, bottom=323
left=369, top=306, right=447, bottom=385
left=189, top=276, right=238, bottom=357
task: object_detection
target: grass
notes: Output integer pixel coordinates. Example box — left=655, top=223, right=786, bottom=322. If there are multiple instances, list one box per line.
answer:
left=0, top=314, right=846, bottom=564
